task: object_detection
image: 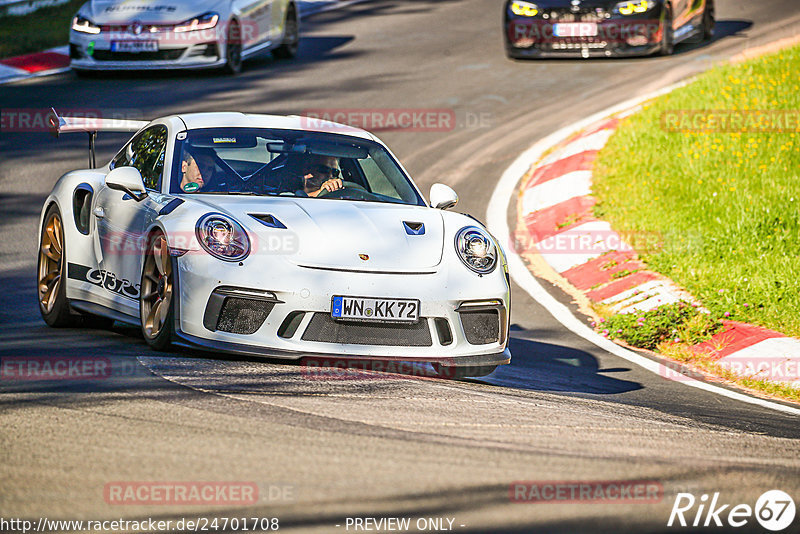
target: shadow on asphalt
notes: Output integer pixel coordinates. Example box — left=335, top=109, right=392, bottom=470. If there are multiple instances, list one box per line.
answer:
left=485, top=336, right=642, bottom=395
left=4, top=267, right=800, bottom=439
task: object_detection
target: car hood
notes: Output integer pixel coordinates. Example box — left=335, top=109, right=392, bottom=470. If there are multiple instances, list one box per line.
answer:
left=188, top=197, right=445, bottom=273
left=84, top=0, right=222, bottom=24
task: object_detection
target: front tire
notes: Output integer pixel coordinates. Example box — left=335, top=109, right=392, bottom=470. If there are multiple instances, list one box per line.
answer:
left=140, top=232, right=174, bottom=351
left=273, top=5, right=299, bottom=60
left=223, top=20, right=243, bottom=75
left=702, top=0, right=715, bottom=40
left=38, top=205, right=75, bottom=327
left=659, top=4, right=675, bottom=56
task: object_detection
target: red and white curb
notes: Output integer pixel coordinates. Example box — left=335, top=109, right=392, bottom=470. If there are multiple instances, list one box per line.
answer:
left=487, top=83, right=800, bottom=415
left=0, top=46, right=70, bottom=84
left=514, top=115, right=800, bottom=389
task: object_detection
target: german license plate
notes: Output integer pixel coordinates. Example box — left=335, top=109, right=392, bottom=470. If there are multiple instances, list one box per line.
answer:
left=331, top=296, right=420, bottom=323
left=111, top=41, right=159, bottom=53
left=553, top=23, right=598, bottom=37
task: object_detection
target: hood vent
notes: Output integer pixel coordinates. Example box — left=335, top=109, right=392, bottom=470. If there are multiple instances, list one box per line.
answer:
left=403, top=221, right=425, bottom=235
left=250, top=214, right=287, bottom=229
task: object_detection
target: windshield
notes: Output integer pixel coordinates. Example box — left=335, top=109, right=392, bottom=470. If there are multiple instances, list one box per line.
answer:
left=171, top=128, right=425, bottom=206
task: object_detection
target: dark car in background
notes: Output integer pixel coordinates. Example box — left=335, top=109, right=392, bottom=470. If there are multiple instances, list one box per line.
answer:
left=504, top=0, right=714, bottom=58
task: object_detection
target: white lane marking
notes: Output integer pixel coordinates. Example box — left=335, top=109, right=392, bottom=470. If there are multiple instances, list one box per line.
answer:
left=520, top=170, right=593, bottom=214
left=486, top=86, right=800, bottom=417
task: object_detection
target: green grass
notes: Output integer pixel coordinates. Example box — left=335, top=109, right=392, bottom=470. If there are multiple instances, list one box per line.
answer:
left=593, top=44, right=800, bottom=337
left=0, top=0, right=84, bottom=59
left=596, top=301, right=723, bottom=351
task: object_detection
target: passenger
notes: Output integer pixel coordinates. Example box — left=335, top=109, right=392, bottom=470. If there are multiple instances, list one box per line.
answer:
left=180, top=149, right=218, bottom=193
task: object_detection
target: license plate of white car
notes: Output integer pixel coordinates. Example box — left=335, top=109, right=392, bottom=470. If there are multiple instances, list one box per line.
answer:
left=553, top=23, right=598, bottom=37
left=331, top=296, right=420, bottom=323
left=111, top=41, right=159, bottom=53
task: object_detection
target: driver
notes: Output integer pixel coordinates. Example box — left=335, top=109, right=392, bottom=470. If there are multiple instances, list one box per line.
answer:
left=180, top=148, right=218, bottom=193
left=301, top=155, right=344, bottom=197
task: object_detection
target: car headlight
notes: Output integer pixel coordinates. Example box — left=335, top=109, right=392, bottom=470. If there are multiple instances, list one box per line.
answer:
left=174, top=12, right=220, bottom=33
left=455, top=226, right=498, bottom=274
left=196, top=213, right=250, bottom=262
left=510, top=1, right=539, bottom=17
left=613, top=0, right=656, bottom=15
left=72, top=15, right=101, bottom=34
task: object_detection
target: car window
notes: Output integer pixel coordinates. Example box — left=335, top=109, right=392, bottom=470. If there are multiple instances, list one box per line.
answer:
left=112, top=125, right=168, bottom=191
left=170, top=128, right=425, bottom=206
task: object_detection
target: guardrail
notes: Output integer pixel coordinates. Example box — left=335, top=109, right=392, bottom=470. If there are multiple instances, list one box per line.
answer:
left=1, top=0, right=69, bottom=17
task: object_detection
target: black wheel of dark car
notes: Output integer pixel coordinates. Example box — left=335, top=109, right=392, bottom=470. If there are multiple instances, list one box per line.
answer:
left=224, top=20, right=243, bottom=75
left=140, top=231, right=174, bottom=351
left=37, top=205, right=76, bottom=327
left=432, top=364, right=498, bottom=379
left=504, top=41, right=520, bottom=60
left=702, top=0, right=715, bottom=40
left=659, top=4, right=675, bottom=56
left=273, top=5, right=299, bottom=60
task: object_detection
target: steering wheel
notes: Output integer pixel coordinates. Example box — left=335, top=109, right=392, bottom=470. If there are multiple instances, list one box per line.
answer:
left=316, top=181, right=376, bottom=200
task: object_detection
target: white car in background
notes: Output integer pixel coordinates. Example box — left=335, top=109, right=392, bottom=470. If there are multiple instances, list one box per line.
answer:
left=69, top=0, right=299, bottom=74
left=38, top=110, right=512, bottom=378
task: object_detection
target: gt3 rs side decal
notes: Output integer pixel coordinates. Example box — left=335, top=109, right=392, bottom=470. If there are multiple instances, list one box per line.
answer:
left=68, top=263, right=140, bottom=300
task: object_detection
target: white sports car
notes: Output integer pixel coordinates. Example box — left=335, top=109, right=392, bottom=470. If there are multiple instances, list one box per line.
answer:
left=38, top=110, right=511, bottom=377
left=69, top=0, right=299, bottom=73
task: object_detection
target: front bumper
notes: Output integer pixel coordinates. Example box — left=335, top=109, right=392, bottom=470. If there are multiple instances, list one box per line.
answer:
left=69, top=31, right=226, bottom=71
left=172, top=251, right=512, bottom=365
left=505, top=16, right=664, bottom=58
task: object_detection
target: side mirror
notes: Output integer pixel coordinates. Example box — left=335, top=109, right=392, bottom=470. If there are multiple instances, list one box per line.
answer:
left=106, top=166, right=147, bottom=201
left=430, top=183, right=458, bottom=210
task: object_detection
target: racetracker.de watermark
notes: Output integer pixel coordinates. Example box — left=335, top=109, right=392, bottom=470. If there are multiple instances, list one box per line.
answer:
left=0, top=108, right=145, bottom=133
left=509, top=19, right=661, bottom=46
left=661, top=110, right=800, bottom=133
left=300, top=108, right=491, bottom=132
left=1, top=356, right=111, bottom=381
left=661, top=356, right=799, bottom=384
left=99, top=230, right=300, bottom=257
left=104, top=482, right=261, bottom=506
left=510, top=229, right=663, bottom=255
left=0, top=356, right=152, bottom=381
left=301, top=356, right=461, bottom=380
left=510, top=480, right=663, bottom=504
left=98, top=19, right=259, bottom=47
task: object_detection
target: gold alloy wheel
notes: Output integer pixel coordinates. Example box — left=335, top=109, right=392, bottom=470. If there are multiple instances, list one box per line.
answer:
left=140, top=234, right=173, bottom=339
left=38, top=212, right=64, bottom=314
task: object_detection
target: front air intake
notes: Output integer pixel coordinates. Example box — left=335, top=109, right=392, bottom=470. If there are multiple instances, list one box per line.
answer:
left=203, top=287, right=282, bottom=334
left=301, top=314, right=433, bottom=346
left=459, top=310, right=500, bottom=345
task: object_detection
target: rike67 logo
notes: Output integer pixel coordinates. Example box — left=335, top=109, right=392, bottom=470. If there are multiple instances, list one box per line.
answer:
left=668, top=490, right=796, bottom=531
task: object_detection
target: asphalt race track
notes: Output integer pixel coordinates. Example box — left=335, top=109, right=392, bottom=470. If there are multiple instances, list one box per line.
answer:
left=1, top=1, right=799, bottom=532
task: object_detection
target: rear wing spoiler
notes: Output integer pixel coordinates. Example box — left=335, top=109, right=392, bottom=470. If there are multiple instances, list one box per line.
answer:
left=48, top=108, right=149, bottom=168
